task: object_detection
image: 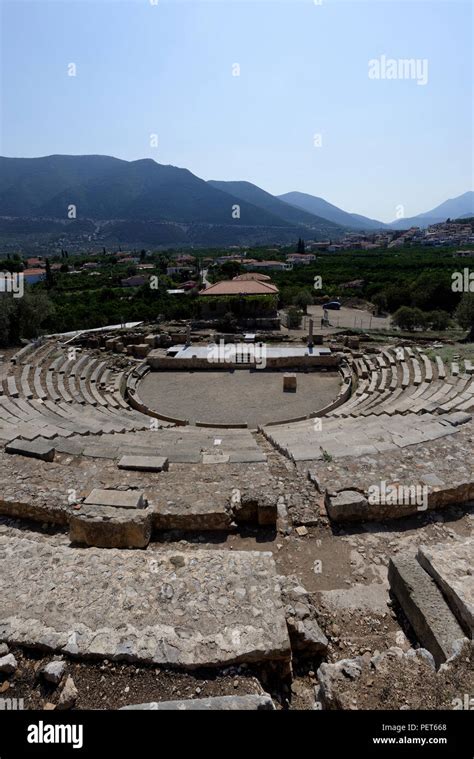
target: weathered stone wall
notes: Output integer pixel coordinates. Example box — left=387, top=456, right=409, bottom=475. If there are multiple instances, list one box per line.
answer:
left=147, top=353, right=341, bottom=371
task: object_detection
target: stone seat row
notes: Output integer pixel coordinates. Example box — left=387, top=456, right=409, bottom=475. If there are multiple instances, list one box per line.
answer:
left=0, top=395, right=157, bottom=445
left=48, top=426, right=266, bottom=464
left=3, top=345, right=134, bottom=413
left=333, top=348, right=474, bottom=418
left=261, top=411, right=471, bottom=463
left=351, top=371, right=474, bottom=418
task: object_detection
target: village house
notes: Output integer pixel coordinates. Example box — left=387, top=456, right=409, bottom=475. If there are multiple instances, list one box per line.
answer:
left=233, top=272, right=272, bottom=282
left=286, top=253, right=316, bottom=265
left=242, top=259, right=292, bottom=272
left=173, top=254, right=196, bottom=265
left=198, top=278, right=279, bottom=320
left=166, top=264, right=196, bottom=277
left=117, top=256, right=140, bottom=265
left=25, top=257, right=45, bottom=269
left=121, top=275, right=148, bottom=287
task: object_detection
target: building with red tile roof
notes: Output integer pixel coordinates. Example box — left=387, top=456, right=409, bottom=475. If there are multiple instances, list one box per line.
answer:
left=233, top=272, right=272, bottom=282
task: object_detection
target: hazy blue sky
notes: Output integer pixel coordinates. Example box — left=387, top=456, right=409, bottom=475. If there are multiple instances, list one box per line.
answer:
left=1, top=0, right=472, bottom=221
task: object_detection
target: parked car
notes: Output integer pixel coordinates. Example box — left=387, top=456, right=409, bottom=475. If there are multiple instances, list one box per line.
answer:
left=323, top=301, right=341, bottom=310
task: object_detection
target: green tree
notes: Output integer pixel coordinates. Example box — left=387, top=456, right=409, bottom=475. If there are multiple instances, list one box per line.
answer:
left=0, top=290, right=55, bottom=344
left=296, top=237, right=306, bottom=254
left=372, top=293, right=388, bottom=316
left=45, top=258, right=54, bottom=289
left=455, top=293, right=474, bottom=340
left=427, top=310, right=450, bottom=331
left=0, top=296, right=16, bottom=345
left=292, top=289, right=313, bottom=313
left=393, top=306, right=427, bottom=332
left=411, top=273, right=457, bottom=313
left=219, top=261, right=242, bottom=279
left=17, top=290, right=56, bottom=339
left=287, top=306, right=303, bottom=329
left=384, top=284, right=412, bottom=312
left=218, top=311, right=238, bottom=332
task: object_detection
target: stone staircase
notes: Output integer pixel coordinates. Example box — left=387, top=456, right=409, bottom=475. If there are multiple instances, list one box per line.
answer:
left=389, top=538, right=472, bottom=667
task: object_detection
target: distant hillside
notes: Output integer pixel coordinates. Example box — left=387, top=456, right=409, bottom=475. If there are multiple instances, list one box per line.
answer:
left=388, top=191, right=474, bottom=229
left=2, top=155, right=470, bottom=246
left=0, top=155, right=341, bottom=246
left=208, top=180, right=342, bottom=235
left=0, top=155, right=291, bottom=226
left=278, top=191, right=386, bottom=231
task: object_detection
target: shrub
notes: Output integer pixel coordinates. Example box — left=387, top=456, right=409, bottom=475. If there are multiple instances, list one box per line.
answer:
left=455, top=293, right=474, bottom=340
left=427, top=310, right=450, bottom=331
left=393, top=306, right=427, bottom=331
left=287, top=306, right=303, bottom=329
left=292, top=290, right=313, bottom=313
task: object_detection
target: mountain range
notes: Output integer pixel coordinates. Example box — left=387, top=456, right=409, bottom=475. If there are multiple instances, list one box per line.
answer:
left=277, top=191, right=384, bottom=230
left=386, top=191, right=474, bottom=229
left=0, top=155, right=471, bottom=248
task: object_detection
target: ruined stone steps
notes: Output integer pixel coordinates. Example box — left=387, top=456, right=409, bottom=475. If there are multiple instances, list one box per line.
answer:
left=24, top=347, right=134, bottom=413
left=0, top=391, right=155, bottom=444
left=417, top=540, right=473, bottom=639
left=388, top=548, right=469, bottom=667
left=0, top=464, right=278, bottom=535
left=263, top=411, right=467, bottom=463
left=333, top=348, right=474, bottom=420
left=48, top=426, right=266, bottom=464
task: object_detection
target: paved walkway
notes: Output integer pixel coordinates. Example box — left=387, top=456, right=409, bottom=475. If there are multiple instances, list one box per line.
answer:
left=0, top=535, right=290, bottom=668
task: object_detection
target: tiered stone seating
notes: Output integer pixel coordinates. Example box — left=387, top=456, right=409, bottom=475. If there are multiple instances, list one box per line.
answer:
left=20, top=365, right=33, bottom=399
left=261, top=411, right=470, bottom=463
left=0, top=340, right=161, bottom=445
left=2, top=336, right=472, bottom=485
left=47, top=425, right=266, bottom=463
left=435, top=355, right=446, bottom=379
left=328, top=346, right=474, bottom=418
left=0, top=337, right=268, bottom=468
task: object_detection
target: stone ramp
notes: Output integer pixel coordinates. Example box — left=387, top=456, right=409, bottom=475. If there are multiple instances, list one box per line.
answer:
left=417, top=540, right=473, bottom=638
left=0, top=536, right=290, bottom=669
left=388, top=552, right=466, bottom=667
